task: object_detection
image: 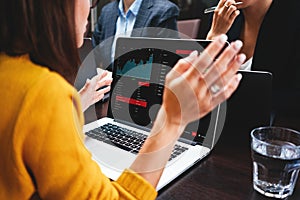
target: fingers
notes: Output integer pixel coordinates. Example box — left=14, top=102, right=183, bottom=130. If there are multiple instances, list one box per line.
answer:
left=158, top=34, right=245, bottom=127
left=96, top=68, right=108, bottom=76
left=93, top=85, right=111, bottom=103
left=213, top=53, right=246, bottom=91
left=95, top=70, right=108, bottom=82
left=167, top=51, right=198, bottom=81
left=95, top=78, right=112, bottom=90
left=80, top=78, right=91, bottom=93
left=192, top=38, right=244, bottom=116
left=230, top=10, right=240, bottom=21
left=85, top=78, right=91, bottom=86
left=191, top=34, right=228, bottom=74
left=93, top=69, right=112, bottom=102
left=167, top=34, right=230, bottom=88
left=218, top=0, right=240, bottom=20
left=96, top=68, right=112, bottom=83
left=184, top=50, right=198, bottom=64
left=218, top=0, right=228, bottom=8
left=226, top=4, right=238, bottom=17
left=89, top=69, right=113, bottom=90
left=211, top=73, right=242, bottom=107
left=204, top=40, right=243, bottom=87
left=207, top=53, right=245, bottom=106
left=224, top=0, right=236, bottom=8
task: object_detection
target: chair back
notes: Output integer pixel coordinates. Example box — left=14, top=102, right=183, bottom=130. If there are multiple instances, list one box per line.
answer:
left=177, top=19, right=201, bottom=39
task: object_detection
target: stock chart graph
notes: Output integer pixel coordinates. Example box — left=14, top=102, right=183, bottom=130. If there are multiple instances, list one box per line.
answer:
left=116, top=49, right=154, bottom=80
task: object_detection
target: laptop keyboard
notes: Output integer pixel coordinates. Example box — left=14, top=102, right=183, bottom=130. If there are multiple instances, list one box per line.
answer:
left=86, top=123, right=188, bottom=161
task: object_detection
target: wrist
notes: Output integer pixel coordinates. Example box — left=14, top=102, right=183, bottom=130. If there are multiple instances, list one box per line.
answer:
left=148, top=107, right=187, bottom=142
left=78, top=89, right=88, bottom=112
left=207, top=31, right=218, bottom=40
left=130, top=107, right=187, bottom=184
left=157, top=105, right=187, bottom=131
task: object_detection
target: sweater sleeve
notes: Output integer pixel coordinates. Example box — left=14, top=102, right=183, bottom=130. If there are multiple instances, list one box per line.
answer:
left=21, top=72, right=157, bottom=199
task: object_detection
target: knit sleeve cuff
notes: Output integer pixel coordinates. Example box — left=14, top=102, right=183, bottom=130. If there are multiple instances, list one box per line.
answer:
left=116, top=169, right=157, bottom=200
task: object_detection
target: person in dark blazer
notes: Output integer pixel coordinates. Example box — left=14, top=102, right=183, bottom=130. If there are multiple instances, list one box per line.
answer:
left=205, top=0, right=300, bottom=119
left=92, top=0, right=180, bottom=71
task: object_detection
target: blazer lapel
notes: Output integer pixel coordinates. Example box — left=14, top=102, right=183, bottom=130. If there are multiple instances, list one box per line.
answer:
left=106, top=2, right=120, bottom=38
left=131, top=0, right=153, bottom=37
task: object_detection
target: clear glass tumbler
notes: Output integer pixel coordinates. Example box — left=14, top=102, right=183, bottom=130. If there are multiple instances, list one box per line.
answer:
left=251, top=126, right=300, bottom=199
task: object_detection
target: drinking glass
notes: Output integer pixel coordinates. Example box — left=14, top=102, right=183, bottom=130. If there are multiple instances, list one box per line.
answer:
left=251, top=126, right=300, bottom=199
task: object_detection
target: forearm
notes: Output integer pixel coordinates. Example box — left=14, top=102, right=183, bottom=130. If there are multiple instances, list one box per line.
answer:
left=130, top=108, right=186, bottom=187
left=206, top=26, right=227, bottom=40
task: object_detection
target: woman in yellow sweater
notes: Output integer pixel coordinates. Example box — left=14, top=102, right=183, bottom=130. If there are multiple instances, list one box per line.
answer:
left=0, top=0, right=245, bottom=199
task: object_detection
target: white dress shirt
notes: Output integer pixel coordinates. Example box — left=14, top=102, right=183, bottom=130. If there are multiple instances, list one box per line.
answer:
left=111, top=0, right=143, bottom=62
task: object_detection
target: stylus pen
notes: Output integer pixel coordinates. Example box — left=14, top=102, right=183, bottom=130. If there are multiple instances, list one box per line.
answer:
left=204, top=2, right=243, bottom=14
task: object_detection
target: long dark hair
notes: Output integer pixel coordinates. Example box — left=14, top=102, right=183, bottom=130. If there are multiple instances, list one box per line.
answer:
left=0, top=0, right=80, bottom=84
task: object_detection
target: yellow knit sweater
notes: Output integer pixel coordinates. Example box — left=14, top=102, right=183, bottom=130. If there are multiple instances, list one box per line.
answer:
left=0, top=54, right=157, bottom=199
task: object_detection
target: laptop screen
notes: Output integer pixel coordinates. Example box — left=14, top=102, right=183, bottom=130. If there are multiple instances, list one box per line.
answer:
left=108, top=37, right=220, bottom=145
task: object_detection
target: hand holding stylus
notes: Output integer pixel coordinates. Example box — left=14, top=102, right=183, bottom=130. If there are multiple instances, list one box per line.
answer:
left=204, top=1, right=243, bottom=14
left=206, top=0, right=242, bottom=40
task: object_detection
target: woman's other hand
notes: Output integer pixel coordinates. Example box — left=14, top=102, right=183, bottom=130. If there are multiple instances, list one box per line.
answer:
left=79, top=69, right=112, bottom=111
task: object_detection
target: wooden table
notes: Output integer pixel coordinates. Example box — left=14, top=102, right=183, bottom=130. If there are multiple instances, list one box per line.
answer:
left=157, top=115, right=300, bottom=200
left=157, top=134, right=300, bottom=200
left=91, top=101, right=300, bottom=200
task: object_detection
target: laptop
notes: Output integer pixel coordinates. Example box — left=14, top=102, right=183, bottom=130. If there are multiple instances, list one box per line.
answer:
left=83, top=37, right=272, bottom=190
left=83, top=37, right=226, bottom=190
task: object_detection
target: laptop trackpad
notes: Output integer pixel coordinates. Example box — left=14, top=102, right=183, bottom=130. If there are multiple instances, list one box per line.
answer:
left=85, top=137, right=136, bottom=171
